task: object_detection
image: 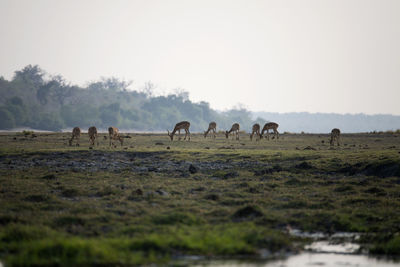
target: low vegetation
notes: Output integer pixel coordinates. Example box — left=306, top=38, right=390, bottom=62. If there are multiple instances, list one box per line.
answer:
left=0, top=132, right=399, bottom=266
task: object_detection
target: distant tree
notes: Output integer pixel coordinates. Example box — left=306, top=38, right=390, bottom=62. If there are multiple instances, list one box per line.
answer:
left=0, top=107, right=16, bottom=129
left=6, top=105, right=27, bottom=125
left=142, top=81, right=156, bottom=97
left=173, top=88, right=189, bottom=101
left=12, top=65, right=45, bottom=88
left=7, top=96, right=24, bottom=106
left=37, top=81, right=53, bottom=105
left=61, top=105, right=100, bottom=127
left=99, top=103, right=121, bottom=127
left=34, top=113, right=64, bottom=131
left=120, top=109, right=140, bottom=121
left=88, top=77, right=132, bottom=92
left=0, top=76, right=7, bottom=86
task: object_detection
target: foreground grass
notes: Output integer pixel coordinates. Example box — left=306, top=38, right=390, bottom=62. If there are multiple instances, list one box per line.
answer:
left=1, top=223, right=292, bottom=266
left=0, top=132, right=399, bottom=265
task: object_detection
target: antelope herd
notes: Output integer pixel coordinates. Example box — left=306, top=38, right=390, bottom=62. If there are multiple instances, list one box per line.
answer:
left=68, top=121, right=341, bottom=147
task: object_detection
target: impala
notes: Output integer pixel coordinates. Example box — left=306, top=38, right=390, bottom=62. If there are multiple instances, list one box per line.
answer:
left=250, top=123, right=260, bottom=141
left=330, top=128, right=341, bottom=146
left=225, top=123, right=240, bottom=140
left=204, top=122, right=217, bottom=139
left=88, top=126, right=99, bottom=147
left=108, top=126, right=123, bottom=147
left=260, top=122, right=279, bottom=140
left=167, top=121, right=191, bottom=141
left=69, top=127, right=81, bottom=146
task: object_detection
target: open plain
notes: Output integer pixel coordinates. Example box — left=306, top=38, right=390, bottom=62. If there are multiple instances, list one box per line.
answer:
left=0, top=131, right=399, bottom=266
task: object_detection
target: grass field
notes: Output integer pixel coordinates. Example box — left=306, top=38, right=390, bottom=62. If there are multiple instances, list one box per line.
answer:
left=0, top=131, right=400, bottom=266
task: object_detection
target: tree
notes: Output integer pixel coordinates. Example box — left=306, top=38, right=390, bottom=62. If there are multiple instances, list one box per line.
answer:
left=34, top=113, right=64, bottom=131
left=61, top=105, right=100, bottom=127
left=0, top=107, right=16, bottom=129
left=142, top=81, right=156, bottom=98
left=88, top=77, right=132, bottom=92
left=12, top=65, right=45, bottom=88
left=7, top=96, right=24, bottom=106
left=99, top=103, right=121, bottom=127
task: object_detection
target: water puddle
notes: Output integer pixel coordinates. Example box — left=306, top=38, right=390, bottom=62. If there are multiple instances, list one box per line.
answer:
left=192, top=253, right=399, bottom=267
left=305, top=241, right=360, bottom=254
left=188, top=231, right=399, bottom=267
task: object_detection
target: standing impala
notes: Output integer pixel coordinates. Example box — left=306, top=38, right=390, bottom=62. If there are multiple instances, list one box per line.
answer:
left=204, top=122, right=217, bottom=139
left=330, top=128, right=341, bottom=146
left=225, top=123, right=240, bottom=140
left=250, top=123, right=260, bottom=141
left=260, top=122, right=279, bottom=140
left=108, top=126, right=123, bottom=147
left=69, top=127, right=81, bottom=146
left=168, top=121, right=191, bottom=141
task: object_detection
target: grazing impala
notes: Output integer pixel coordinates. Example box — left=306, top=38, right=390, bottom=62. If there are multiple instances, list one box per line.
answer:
left=88, top=126, right=99, bottom=147
left=69, top=127, right=81, bottom=146
left=204, top=122, right=217, bottom=139
left=168, top=121, right=191, bottom=141
left=108, top=126, right=123, bottom=147
left=330, top=128, right=341, bottom=146
left=225, top=123, right=240, bottom=140
left=260, top=122, right=279, bottom=140
left=250, top=123, right=260, bottom=141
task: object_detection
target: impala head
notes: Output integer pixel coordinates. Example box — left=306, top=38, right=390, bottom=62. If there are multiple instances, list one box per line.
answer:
left=167, top=130, right=173, bottom=141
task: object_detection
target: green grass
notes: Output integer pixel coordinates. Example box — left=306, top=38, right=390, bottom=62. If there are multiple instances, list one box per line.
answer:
left=0, top=132, right=400, bottom=265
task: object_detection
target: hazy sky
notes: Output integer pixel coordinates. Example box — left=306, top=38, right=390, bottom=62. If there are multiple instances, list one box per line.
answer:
left=0, top=0, right=399, bottom=115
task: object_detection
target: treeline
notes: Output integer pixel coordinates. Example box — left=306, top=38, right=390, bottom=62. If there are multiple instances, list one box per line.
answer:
left=0, top=65, right=259, bottom=132
left=2, top=65, right=399, bottom=133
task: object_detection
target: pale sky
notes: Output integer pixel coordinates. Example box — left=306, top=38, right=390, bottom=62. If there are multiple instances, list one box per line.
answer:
left=0, top=0, right=399, bottom=115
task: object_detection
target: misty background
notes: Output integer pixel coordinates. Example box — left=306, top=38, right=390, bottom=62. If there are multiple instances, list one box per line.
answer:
left=0, top=65, right=399, bottom=133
